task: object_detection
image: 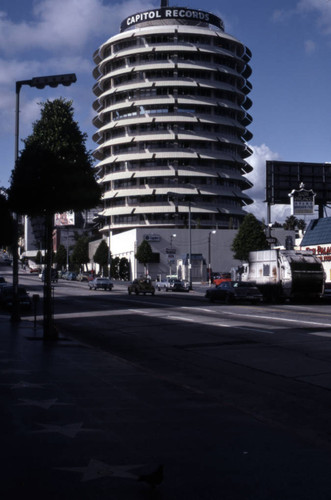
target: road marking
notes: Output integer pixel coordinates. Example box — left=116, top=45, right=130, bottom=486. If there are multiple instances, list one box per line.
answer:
left=309, top=332, right=331, bottom=338
left=167, top=315, right=196, bottom=322
left=185, top=307, right=331, bottom=330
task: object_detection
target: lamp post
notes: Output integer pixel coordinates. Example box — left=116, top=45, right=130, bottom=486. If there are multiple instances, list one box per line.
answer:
left=166, top=189, right=195, bottom=289
left=12, top=73, right=77, bottom=325
left=169, top=233, right=176, bottom=275
left=208, top=230, right=216, bottom=286
left=188, top=202, right=192, bottom=289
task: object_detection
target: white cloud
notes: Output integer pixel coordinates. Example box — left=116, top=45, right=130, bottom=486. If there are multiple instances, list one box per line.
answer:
left=0, top=0, right=156, bottom=54
left=297, top=0, right=331, bottom=34
left=245, top=144, right=291, bottom=223
left=304, top=39, right=317, bottom=54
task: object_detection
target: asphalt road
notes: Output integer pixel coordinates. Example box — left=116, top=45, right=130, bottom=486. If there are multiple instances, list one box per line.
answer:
left=4, top=267, right=331, bottom=499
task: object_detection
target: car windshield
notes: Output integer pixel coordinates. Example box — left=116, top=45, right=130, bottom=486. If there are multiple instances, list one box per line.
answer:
left=232, top=282, right=254, bottom=288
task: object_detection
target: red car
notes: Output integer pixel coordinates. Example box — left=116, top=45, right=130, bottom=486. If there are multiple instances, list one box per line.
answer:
left=212, top=272, right=231, bottom=286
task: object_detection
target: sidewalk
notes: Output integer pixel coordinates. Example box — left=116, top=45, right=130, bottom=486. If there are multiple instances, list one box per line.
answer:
left=3, top=315, right=331, bottom=500
left=0, top=315, right=170, bottom=499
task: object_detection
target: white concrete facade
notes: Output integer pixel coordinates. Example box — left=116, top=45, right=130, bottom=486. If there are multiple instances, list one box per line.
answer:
left=92, top=6, right=254, bottom=237
left=89, top=227, right=295, bottom=282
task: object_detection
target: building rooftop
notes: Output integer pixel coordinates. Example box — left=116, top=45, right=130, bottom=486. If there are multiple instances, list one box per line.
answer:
left=301, top=217, right=331, bottom=245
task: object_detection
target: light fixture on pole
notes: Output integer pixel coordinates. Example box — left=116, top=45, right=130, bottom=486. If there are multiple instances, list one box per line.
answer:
left=169, top=233, right=176, bottom=275
left=208, top=230, right=216, bottom=286
left=12, top=73, right=77, bottom=324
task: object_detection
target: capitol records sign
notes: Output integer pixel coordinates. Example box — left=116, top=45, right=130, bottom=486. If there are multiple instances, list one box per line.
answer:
left=289, top=185, right=315, bottom=215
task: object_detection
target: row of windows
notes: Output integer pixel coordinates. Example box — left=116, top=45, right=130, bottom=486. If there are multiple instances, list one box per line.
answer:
left=104, top=51, right=240, bottom=74
left=101, top=158, right=244, bottom=175
left=111, top=33, right=239, bottom=56
left=104, top=86, right=238, bottom=107
left=106, top=195, right=242, bottom=209
left=111, top=176, right=237, bottom=189
left=112, top=140, right=240, bottom=155
left=108, top=103, right=239, bottom=122
left=104, top=122, right=238, bottom=141
left=112, top=68, right=239, bottom=88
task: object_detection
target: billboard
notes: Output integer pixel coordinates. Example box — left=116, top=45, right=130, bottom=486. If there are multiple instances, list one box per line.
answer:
left=289, top=186, right=316, bottom=215
left=266, top=161, right=331, bottom=206
left=54, top=211, right=75, bottom=227
left=120, top=8, right=224, bottom=32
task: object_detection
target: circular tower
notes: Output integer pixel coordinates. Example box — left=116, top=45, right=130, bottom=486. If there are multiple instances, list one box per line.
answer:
left=92, top=4, right=253, bottom=235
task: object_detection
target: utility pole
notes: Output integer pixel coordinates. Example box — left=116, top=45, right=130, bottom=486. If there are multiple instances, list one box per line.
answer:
left=12, top=74, right=77, bottom=335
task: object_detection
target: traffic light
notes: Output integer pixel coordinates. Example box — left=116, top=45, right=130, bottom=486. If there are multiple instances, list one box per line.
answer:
left=30, top=73, right=77, bottom=89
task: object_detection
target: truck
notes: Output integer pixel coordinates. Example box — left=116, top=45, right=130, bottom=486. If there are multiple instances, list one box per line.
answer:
left=238, top=249, right=325, bottom=302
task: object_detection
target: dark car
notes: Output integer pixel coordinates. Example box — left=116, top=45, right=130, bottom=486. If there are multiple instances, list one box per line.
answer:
left=88, top=277, right=114, bottom=290
left=128, top=278, right=155, bottom=295
left=168, top=279, right=190, bottom=292
left=41, top=269, right=58, bottom=282
left=0, top=285, right=32, bottom=310
left=0, top=276, right=7, bottom=287
left=205, top=281, right=263, bottom=304
left=62, top=272, right=77, bottom=281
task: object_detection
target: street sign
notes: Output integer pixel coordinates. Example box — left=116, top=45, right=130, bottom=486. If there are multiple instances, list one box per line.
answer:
left=289, top=184, right=315, bottom=215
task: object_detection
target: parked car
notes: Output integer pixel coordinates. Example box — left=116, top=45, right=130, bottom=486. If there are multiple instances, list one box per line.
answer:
left=156, top=277, right=189, bottom=292
left=88, top=277, right=114, bottom=290
left=77, top=272, right=94, bottom=282
left=62, top=272, right=77, bottom=281
left=168, top=279, right=190, bottom=292
left=0, top=255, right=11, bottom=266
left=212, top=272, right=232, bottom=286
left=0, top=284, right=32, bottom=310
left=29, top=266, right=41, bottom=274
left=40, top=269, right=58, bottom=282
left=0, top=276, right=7, bottom=288
left=205, top=281, right=263, bottom=304
left=128, top=278, right=155, bottom=295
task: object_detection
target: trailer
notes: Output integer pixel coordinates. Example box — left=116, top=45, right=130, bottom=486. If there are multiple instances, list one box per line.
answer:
left=240, top=249, right=325, bottom=302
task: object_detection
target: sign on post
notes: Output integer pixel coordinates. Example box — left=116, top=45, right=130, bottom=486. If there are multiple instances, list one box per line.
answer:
left=289, top=184, right=315, bottom=215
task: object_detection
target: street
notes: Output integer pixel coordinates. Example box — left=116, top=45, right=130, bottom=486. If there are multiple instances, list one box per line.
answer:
left=3, top=267, right=331, bottom=498
left=13, top=268, right=331, bottom=446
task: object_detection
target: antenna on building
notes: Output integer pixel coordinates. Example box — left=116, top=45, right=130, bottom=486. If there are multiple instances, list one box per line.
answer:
left=161, top=0, right=168, bottom=7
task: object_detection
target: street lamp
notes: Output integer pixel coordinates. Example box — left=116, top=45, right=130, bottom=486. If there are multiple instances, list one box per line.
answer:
left=208, top=230, right=216, bottom=286
left=169, top=233, right=176, bottom=275
left=166, top=188, right=196, bottom=289
left=12, top=73, right=77, bottom=324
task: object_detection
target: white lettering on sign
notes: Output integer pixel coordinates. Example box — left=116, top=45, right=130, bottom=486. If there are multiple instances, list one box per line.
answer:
left=122, top=8, right=221, bottom=31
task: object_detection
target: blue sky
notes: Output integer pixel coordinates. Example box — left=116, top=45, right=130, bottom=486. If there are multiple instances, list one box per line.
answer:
left=1, top=0, right=331, bottom=223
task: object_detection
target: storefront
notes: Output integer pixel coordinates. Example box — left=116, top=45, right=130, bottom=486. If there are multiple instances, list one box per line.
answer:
left=300, top=217, right=331, bottom=292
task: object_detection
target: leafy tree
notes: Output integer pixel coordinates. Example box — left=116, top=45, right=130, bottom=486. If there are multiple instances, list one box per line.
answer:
left=54, top=244, right=67, bottom=269
left=119, top=257, right=130, bottom=281
left=0, top=189, right=14, bottom=248
left=135, top=240, right=153, bottom=275
left=93, top=239, right=110, bottom=276
left=8, top=99, right=101, bottom=215
left=7, top=98, right=101, bottom=338
left=232, top=213, right=269, bottom=261
left=297, top=219, right=306, bottom=231
left=35, top=250, right=43, bottom=265
left=71, top=234, right=90, bottom=271
left=111, top=256, right=120, bottom=279
left=283, top=215, right=298, bottom=231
